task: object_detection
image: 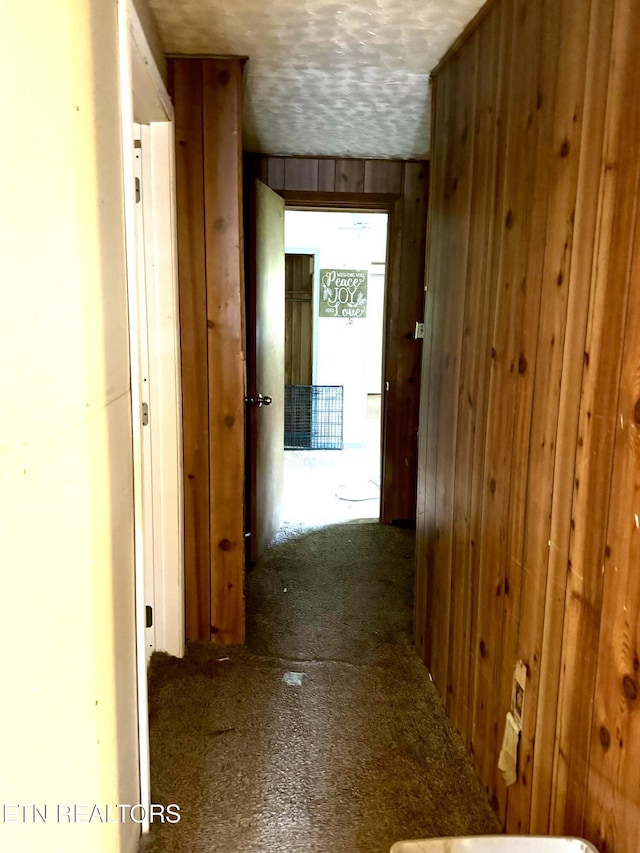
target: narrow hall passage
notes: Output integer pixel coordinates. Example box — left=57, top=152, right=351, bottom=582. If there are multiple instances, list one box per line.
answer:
left=142, top=523, right=499, bottom=853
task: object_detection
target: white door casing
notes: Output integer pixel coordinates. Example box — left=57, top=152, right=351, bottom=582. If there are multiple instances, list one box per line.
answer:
left=118, top=0, right=184, bottom=836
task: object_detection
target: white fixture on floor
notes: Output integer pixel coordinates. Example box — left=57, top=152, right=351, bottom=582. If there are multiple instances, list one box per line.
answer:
left=391, top=837, right=599, bottom=853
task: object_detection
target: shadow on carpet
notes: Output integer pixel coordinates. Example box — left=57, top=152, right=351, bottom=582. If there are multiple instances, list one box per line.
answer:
left=140, top=522, right=500, bottom=853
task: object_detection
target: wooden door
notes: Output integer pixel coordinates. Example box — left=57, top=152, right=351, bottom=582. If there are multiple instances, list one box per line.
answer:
left=285, top=253, right=314, bottom=385
left=247, top=180, right=285, bottom=562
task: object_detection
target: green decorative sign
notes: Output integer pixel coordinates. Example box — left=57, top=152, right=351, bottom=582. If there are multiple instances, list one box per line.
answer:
left=319, top=269, right=368, bottom=318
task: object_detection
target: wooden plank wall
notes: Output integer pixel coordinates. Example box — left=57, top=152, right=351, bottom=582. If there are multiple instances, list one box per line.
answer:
left=284, top=253, right=313, bottom=385
left=248, top=155, right=429, bottom=522
left=171, top=57, right=246, bottom=644
left=415, top=0, right=640, bottom=849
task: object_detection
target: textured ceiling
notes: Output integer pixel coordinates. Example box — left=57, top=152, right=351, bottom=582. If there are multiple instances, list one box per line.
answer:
left=148, top=0, right=486, bottom=159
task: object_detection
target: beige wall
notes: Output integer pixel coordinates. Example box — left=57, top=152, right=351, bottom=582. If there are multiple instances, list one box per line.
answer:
left=0, top=1, right=140, bottom=851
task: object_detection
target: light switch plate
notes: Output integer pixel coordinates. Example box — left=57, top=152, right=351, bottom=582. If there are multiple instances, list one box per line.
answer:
left=512, top=660, right=527, bottom=727
left=414, top=321, right=425, bottom=339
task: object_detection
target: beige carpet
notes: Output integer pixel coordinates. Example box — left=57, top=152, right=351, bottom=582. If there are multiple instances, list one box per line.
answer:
left=140, top=523, right=500, bottom=853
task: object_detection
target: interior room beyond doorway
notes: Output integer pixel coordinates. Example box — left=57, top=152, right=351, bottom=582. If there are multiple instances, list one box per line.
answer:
left=282, top=210, right=388, bottom=525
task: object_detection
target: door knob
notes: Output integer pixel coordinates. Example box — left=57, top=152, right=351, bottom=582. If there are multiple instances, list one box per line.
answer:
left=245, top=393, right=273, bottom=407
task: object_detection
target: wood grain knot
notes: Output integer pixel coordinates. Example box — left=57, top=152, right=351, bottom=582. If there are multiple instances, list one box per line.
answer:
left=490, top=477, right=497, bottom=495
left=599, top=725, right=611, bottom=749
left=207, top=319, right=215, bottom=328
left=188, top=473, right=195, bottom=480
left=518, top=354, right=527, bottom=374
left=505, top=209, right=514, bottom=229
left=623, top=674, right=638, bottom=701
left=214, top=217, right=226, bottom=232
left=218, top=538, right=233, bottom=551
left=479, top=639, right=488, bottom=658
left=560, top=140, right=570, bottom=158
left=224, top=415, right=235, bottom=428
left=210, top=625, right=219, bottom=635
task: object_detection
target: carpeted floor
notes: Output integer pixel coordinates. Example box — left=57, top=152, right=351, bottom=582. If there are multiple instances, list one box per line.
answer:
left=140, top=522, right=500, bottom=853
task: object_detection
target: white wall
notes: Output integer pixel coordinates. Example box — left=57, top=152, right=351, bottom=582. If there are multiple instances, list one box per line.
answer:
left=0, top=1, right=140, bottom=851
left=285, top=212, right=387, bottom=446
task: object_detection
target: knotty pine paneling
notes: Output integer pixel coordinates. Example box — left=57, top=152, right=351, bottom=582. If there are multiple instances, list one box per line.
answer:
left=416, top=0, right=640, bottom=849
left=172, top=59, right=211, bottom=643
left=171, top=57, right=246, bottom=645
left=248, top=155, right=429, bottom=523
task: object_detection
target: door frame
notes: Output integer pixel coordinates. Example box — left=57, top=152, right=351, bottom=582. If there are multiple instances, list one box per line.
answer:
left=279, top=194, right=399, bottom=522
left=244, top=157, right=429, bottom=525
left=117, top=0, right=184, bottom=834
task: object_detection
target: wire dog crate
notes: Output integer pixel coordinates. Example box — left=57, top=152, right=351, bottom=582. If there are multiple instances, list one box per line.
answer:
left=284, top=385, right=344, bottom=450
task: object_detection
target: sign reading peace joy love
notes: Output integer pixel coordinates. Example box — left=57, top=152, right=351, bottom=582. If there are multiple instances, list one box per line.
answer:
left=319, top=269, right=368, bottom=318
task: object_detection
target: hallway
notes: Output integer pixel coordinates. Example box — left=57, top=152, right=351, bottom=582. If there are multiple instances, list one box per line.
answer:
left=141, top=523, right=499, bottom=852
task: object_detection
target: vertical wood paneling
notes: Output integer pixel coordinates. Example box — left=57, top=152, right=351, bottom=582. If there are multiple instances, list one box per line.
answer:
left=508, top=0, right=596, bottom=832
left=420, top=70, right=449, bottom=667
left=552, top=0, right=640, bottom=838
left=335, top=158, right=365, bottom=192
left=530, top=0, right=615, bottom=832
left=472, top=0, right=543, bottom=808
left=465, top=0, right=513, bottom=772
left=584, top=130, right=640, bottom=850
left=172, top=60, right=211, bottom=642
left=267, top=156, right=285, bottom=190
left=584, top=15, right=640, bottom=841
left=427, top=39, right=477, bottom=711
left=202, top=59, right=246, bottom=645
left=318, top=159, right=336, bottom=191
left=364, top=160, right=404, bottom=194
left=380, top=193, right=403, bottom=522
left=494, top=0, right=563, bottom=820
left=391, top=162, right=429, bottom=522
left=171, top=57, right=245, bottom=645
left=284, top=158, right=319, bottom=192
left=414, top=170, right=435, bottom=656
left=448, top=3, right=501, bottom=748
left=417, top=0, right=640, bottom=848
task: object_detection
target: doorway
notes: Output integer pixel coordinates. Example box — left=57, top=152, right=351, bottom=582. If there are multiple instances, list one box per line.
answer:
left=281, top=210, right=389, bottom=525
